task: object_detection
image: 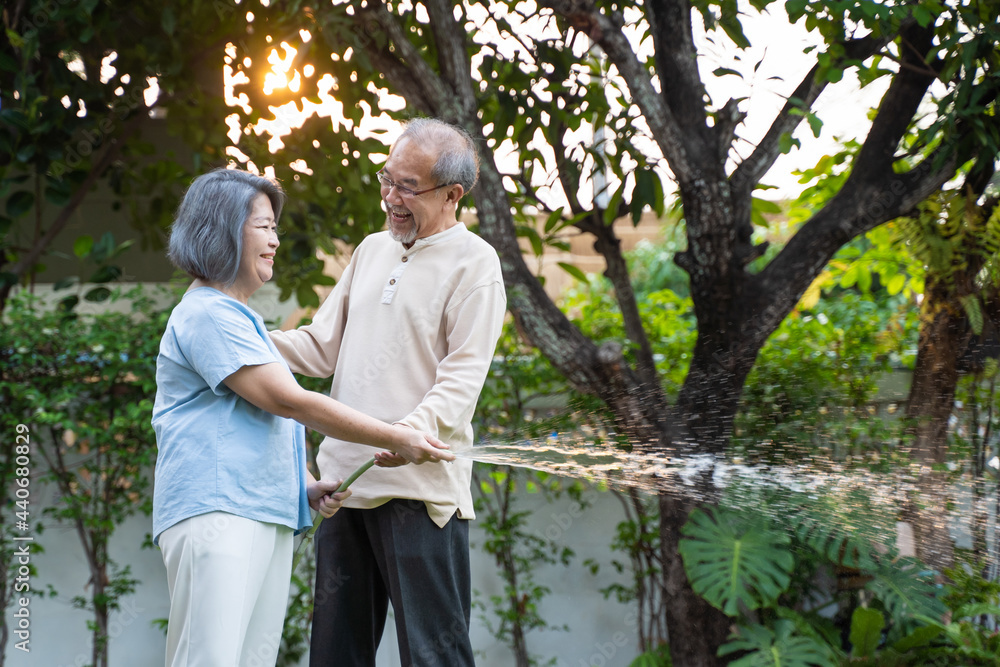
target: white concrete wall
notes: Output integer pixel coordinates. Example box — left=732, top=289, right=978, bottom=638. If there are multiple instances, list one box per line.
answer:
left=5, top=480, right=640, bottom=667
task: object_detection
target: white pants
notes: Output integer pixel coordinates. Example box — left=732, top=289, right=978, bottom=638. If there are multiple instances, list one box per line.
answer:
left=159, top=512, right=293, bottom=667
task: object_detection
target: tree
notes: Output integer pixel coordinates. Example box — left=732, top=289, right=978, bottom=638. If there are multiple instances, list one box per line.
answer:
left=0, top=0, right=248, bottom=312
left=793, top=143, right=1000, bottom=572
left=898, top=174, right=1000, bottom=572
left=223, top=0, right=1000, bottom=663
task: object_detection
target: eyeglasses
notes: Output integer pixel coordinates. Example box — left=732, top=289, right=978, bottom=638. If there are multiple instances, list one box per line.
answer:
left=376, top=170, right=449, bottom=198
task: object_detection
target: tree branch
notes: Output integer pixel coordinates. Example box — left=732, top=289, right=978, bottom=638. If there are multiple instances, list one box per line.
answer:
left=353, top=2, right=451, bottom=113
left=424, top=0, right=478, bottom=114
left=590, top=219, right=662, bottom=390
left=752, top=145, right=958, bottom=345
left=541, top=0, right=697, bottom=183
left=844, top=21, right=938, bottom=187
left=645, top=0, right=711, bottom=150
left=730, top=32, right=892, bottom=198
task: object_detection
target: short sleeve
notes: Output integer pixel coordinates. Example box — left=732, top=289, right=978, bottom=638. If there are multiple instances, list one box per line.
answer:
left=174, top=296, right=279, bottom=395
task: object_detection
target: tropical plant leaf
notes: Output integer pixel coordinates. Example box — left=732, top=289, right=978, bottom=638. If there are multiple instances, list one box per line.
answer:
left=890, top=623, right=943, bottom=652
left=719, top=621, right=837, bottom=667
left=774, top=607, right=843, bottom=657
left=866, top=557, right=946, bottom=625
left=849, top=606, right=884, bottom=658
left=679, top=507, right=793, bottom=615
left=790, top=512, right=875, bottom=569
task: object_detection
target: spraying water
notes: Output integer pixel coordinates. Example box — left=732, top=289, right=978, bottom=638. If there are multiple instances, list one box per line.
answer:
left=453, top=434, right=997, bottom=564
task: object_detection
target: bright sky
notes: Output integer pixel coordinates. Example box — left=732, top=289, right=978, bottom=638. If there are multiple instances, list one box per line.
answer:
left=220, top=2, right=891, bottom=202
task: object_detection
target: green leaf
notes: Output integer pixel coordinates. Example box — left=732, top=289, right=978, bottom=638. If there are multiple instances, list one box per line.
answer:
left=713, top=67, right=743, bottom=78
left=959, top=294, right=984, bottom=336
left=891, top=624, right=943, bottom=652
left=53, top=276, right=78, bottom=291
left=856, top=265, right=872, bottom=293
left=74, top=235, right=95, bottom=259
left=886, top=272, right=906, bottom=295
left=45, top=184, right=72, bottom=207
left=557, top=262, right=589, bottom=284
left=779, top=132, right=798, bottom=154
left=785, top=0, right=810, bottom=21
left=89, top=265, right=123, bottom=284
left=719, top=10, right=751, bottom=50
left=543, top=206, right=566, bottom=234
left=679, top=507, right=793, bottom=615
left=84, top=286, right=112, bottom=302
left=5, top=28, right=26, bottom=50
left=633, top=168, right=665, bottom=220
left=603, top=182, right=626, bottom=226
left=840, top=263, right=859, bottom=288
left=6, top=190, right=35, bottom=219
left=58, top=294, right=80, bottom=312
left=162, top=7, right=177, bottom=35
left=17, top=144, right=36, bottom=162
left=516, top=224, right=545, bottom=257
left=849, top=607, right=884, bottom=658
left=296, top=283, right=320, bottom=308
left=807, top=113, right=823, bottom=138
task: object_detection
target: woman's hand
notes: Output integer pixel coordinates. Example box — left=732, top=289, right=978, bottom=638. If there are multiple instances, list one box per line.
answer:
left=390, top=424, right=455, bottom=464
left=307, top=478, right=350, bottom=518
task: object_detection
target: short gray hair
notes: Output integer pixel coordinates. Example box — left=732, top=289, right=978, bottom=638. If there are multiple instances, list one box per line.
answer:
left=168, top=168, right=285, bottom=286
left=397, top=118, right=479, bottom=195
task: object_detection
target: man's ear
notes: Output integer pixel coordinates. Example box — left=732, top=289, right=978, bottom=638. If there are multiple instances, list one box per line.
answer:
left=444, top=183, right=465, bottom=206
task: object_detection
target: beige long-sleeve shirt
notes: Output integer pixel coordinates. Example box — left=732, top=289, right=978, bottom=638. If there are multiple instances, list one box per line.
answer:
left=270, top=223, right=506, bottom=526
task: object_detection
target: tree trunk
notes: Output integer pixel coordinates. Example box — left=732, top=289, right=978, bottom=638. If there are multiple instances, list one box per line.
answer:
left=904, top=278, right=974, bottom=572
left=659, top=493, right=731, bottom=667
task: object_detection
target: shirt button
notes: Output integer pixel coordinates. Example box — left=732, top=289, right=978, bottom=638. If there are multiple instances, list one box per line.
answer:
left=389, top=279, right=396, bottom=285
left=402, top=256, right=408, bottom=262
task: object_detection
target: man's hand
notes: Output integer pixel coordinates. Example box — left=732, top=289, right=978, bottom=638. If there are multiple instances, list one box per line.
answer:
left=308, top=478, right=351, bottom=518
left=374, top=451, right=408, bottom=467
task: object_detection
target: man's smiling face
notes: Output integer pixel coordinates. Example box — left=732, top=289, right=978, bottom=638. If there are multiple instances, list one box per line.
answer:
left=380, top=137, right=452, bottom=245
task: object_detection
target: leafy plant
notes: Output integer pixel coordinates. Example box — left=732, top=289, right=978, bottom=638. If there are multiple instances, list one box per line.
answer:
left=678, top=507, right=794, bottom=616
left=678, top=499, right=948, bottom=666
left=596, top=489, right=667, bottom=655
left=0, top=287, right=170, bottom=667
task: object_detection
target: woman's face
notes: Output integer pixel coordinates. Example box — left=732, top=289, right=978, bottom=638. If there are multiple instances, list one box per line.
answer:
left=233, top=193, right=279, bottom=299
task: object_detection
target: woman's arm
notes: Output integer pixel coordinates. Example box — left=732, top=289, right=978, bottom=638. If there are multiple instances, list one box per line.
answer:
left=222, top=362, right=454, bottom=464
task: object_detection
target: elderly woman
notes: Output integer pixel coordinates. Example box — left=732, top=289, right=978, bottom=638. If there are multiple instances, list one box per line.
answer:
left=152, top=167, right=453, bottom=667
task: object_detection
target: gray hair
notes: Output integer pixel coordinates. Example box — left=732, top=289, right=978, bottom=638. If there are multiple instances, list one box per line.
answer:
left=396, top=118, right=479, bottom=194
left=168, top=168, right=285, bottom=286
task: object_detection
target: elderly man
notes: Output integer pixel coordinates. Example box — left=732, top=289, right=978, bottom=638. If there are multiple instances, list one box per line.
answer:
left=271, top=118, right=506, bottom=666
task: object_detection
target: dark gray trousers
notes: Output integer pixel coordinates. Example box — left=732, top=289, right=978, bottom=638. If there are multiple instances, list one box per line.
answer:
left=308, top=499, right=474, bottom=667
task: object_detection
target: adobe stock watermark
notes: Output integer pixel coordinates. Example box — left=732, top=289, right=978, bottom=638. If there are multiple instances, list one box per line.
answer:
left=13, top=0, right=80, bottom=33
left=532, top=499, right=587, bottom=545
left=415, top=615, right=471, bottom=664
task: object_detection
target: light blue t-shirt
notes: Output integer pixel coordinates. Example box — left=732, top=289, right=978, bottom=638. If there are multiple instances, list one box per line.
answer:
left=151, top=287, right=311, bottom=544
